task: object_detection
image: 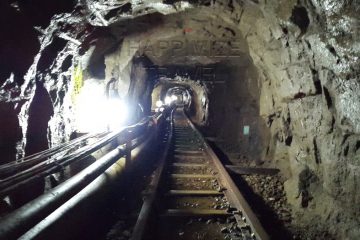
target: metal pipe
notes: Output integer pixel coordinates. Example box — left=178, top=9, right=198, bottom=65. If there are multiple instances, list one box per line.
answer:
left=0, top=112, right=166, bottom=239
left=0, top=121, right=150, bottom=198
left=0, top=147, right=128, bottom=239
left=18, top=116, right=163, bottom=240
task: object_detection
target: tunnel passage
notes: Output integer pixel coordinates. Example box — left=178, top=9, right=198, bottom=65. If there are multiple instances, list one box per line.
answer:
left=152, top=79, right=208, bottom=126
left=71, top=4, right=360, bottom=238
left=96, top=11, right=271, bottom=165
left=147, top=63, right=270, bottom=166
left=0, top=1, right=359, bottom=239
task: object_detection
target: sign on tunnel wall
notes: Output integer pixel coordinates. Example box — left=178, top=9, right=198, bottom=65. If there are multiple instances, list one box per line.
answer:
left=243, top=125, right=250, bottom=135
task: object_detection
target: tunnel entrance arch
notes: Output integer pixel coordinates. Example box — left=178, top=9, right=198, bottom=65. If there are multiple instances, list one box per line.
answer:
left=151, top=78, right=208, bottom=126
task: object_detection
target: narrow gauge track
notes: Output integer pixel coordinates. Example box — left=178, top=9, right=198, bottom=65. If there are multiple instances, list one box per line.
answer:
left=131, top=108, right=269, bottom=240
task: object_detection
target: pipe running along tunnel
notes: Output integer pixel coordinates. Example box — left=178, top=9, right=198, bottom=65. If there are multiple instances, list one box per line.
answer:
left=0, top=1, right=359, bottom=240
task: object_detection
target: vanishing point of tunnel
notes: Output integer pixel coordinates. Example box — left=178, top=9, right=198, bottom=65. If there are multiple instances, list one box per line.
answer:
left=0, top=1, right=359, bottom=240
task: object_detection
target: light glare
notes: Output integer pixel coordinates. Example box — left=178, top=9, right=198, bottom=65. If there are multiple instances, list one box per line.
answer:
left=75, top=83, right=128, bottom=133
left=164, top=96, right=172, bottom=105
left=106, top=98, right=128, bottom=131
left=156, top=100, right=163, bottom=108
left=164, top=95, right=178, bottom=105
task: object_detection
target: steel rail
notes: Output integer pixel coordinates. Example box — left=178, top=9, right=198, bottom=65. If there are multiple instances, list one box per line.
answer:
left=126, top=108, right=268, bottom=240
left=130, top=109, right=174, bottom=240
left=185, top=111, right=270, bottom=240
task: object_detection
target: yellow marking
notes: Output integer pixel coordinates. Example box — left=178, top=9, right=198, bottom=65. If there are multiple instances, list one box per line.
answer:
left=71, top=64, right=83, bottom=103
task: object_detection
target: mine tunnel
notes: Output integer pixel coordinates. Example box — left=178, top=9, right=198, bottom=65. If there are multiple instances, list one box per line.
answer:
left=0, top=1, right=359, bottom=240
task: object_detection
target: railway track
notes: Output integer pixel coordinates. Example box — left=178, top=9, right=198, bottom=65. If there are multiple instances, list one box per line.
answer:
left=131, top=108, right=269, bottom=240
left=0, top=107, right=269, bottom=239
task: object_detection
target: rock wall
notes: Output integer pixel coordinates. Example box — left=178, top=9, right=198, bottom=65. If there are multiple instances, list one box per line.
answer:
left=0, top=0, right=359, bottom=238
left=0, top=1, right=79, bottom=160
left=209, top=0, right=360, bottom=238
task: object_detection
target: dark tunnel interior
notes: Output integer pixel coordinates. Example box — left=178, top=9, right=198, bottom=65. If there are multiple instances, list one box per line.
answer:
left=0, top=1, right=359, bottom=240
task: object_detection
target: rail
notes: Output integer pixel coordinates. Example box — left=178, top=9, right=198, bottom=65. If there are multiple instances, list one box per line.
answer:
left=185, top=111, right=269, bottom=240
left=128, top=108, right=269, bottom=240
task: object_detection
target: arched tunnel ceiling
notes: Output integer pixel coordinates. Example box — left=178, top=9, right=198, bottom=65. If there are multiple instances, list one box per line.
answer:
left=152, top=77, right=208, bottom=125
left=105, top=6, right=252, bottom=67
left=119, top=8, right=251, bottom=66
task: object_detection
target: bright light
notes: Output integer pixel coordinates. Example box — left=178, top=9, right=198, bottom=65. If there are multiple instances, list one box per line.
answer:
left=75, top=82, right=128, bottom=133
left=164, top=95, right=178, bottom=105
left=106, top=98, right=128, bottom=131
left=164, top=96, right=172, bottom=105
left=156, top=100, right=163, bottom=108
